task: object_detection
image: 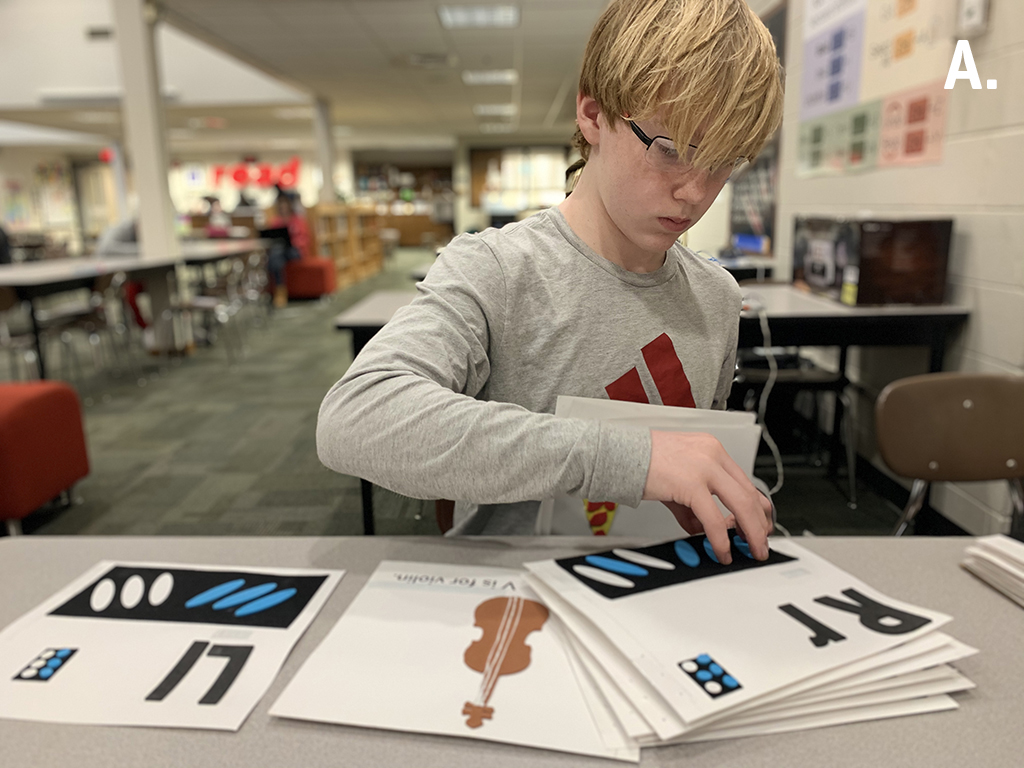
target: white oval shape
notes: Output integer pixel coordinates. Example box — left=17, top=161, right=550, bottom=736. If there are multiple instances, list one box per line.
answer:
left=20, top=669, right=37, bottom=679
left=148, top=572, right=174, bottom=606
left=120, top=575, right=146, bottom=609
left=30, top=660, right=47, bottom=669
left=612, top=548, right=675, bottom=570
left=705, top=681, right=723, bottom=695
left=90, top=579, right=116, bottom=612
left=572, top=564, right=635, bottom=589
left=680, top=660, right=698, bottom=673
left=40, top=650, right=56, bottom=659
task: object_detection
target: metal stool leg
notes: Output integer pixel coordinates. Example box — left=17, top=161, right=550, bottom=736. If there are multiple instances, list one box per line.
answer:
left=893, top=479, right=929, bottom=536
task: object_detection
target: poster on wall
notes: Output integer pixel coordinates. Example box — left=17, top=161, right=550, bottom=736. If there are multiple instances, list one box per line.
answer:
left=0, top=561, right=342, bottom=731
left=34, top=163, right=75, bottom=227
left=860, top=0, right=957, bottom=103
left=797, top=100, right=882, bottom=177
left=800, top=1, right=866, bottom=121
left=877, top=79, right=949, bottom=167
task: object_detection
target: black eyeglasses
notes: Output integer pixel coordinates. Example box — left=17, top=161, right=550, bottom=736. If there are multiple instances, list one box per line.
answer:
left=624, top=118, right=747, bottom=181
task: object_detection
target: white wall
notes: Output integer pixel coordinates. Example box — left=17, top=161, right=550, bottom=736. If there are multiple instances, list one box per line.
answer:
left=0, top=0, right=305, bottom=108
left=775, top=0, right=1024, bottom=534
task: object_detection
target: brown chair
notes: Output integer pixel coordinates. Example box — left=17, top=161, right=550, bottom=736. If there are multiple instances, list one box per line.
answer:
left=875, top=373, right=1024, bottom=537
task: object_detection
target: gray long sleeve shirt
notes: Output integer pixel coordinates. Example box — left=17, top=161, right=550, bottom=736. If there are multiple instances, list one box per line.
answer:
left=317, top=207, right=743, bottom=534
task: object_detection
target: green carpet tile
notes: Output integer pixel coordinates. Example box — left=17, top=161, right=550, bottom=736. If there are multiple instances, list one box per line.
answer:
left=5, top=247, right=897, bottom=538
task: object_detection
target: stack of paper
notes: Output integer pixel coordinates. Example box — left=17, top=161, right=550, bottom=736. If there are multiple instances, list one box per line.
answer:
left=524, top=536, right=976, bottom=747
left=962, top=535, right=1024, bottom=607
left=271, top=539, right=975, bottom=761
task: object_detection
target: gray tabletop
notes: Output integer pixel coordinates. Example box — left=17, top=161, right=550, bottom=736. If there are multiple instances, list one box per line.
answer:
left=0, top=535, right=1020, bottom=768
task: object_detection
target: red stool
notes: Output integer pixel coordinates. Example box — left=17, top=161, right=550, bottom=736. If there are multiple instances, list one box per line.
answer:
left=286, top=257, right=337, bottom=299
left=0, top=381, right=90, bottom=535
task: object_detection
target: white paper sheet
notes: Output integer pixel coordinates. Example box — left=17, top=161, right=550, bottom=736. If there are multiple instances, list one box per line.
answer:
left=537, top=396, right=762, bottom=536
left=270, top=561, right=640, bottom=763
left=0, top=561, right=342, bottom=731
left=526, top=537, right=951, bottom=727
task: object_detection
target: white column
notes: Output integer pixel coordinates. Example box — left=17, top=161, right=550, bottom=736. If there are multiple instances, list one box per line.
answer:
left=109, top=140, right=130, bottom=222
left=110, top=0, right=179, bottom=260
left=313, top=97, right=337, bottom=205
left=334, top=146, right=355, bottom=201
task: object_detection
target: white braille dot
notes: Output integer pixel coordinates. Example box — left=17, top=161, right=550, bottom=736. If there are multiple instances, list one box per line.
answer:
left=681, top=661, right=698, bottom=673
left=20, top=669, right=37, bottom=679
left=705, top=681, right=723, bottom=694
left=929, top=461, right=939, bottom=470
left=30, top=660, right=47, bottom=669
left=120, top=575, right=145, bottom=609
left=90, top=578, right=116, bottom=612
left=148, top=572, right=174, bottom=606
left=40, top=650, right=55, bottom=659
left=963, top=399, right=973, bottom=409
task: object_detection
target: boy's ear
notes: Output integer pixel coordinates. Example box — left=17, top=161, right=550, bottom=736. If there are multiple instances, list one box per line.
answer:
left=576, top=93, right=602, bottom=146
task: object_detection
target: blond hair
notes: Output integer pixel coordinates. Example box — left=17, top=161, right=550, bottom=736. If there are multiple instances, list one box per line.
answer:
left=572, top=0, right=784, bottom=169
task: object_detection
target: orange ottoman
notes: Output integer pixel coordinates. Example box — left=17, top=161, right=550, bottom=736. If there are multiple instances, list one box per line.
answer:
left=0, top=381, right=90, bottom=534
left=286, top=257, right=337, bottom=299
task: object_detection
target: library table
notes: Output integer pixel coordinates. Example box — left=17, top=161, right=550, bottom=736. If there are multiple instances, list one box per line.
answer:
left=0, top=535, right=1019, bottom=768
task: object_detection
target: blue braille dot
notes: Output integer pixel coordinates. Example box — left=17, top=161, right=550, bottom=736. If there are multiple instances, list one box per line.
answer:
left=584, top=556, right=648, bottom=578
left=702, top=538, right=720, bottom=563
left=696, top=654, right=711, bottom=665
left=696, top=670, right=713, bottom=682
left=39, top=668, right=53, bottom=679
left=709, top=663, right=723, bottom=676
left=673, top=540, right=701, bottom=568
left=47, top=658, right=62, bottom=668
left=56, top=649, right=71, bottom=658
left=722, top=676, right=739, bottom=689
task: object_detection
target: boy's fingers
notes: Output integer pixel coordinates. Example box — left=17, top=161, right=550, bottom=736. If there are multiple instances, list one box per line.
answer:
left=662, top=501, right=705, bottom=534
left=690, top=491, right=732, bottom=565
left=709, top=472, right=770, bottom=560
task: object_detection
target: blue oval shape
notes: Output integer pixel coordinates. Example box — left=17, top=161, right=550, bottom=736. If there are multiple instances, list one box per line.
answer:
left=674, top=540, right=701, bottom=568
left=584, top=555, right=648, bottom=578
left=733, top=535, right=753, bottom=559
left=212, top=583, right=278, bottom=611
left=185, top=579, right=246, bottom=608
left=56, top=649, right=71, bottom=659
left=696, top=670, right=713, bottom=682
left=696, top=654, right=712, bottom=665
left=235, top=588, right=297, bottom=617
left=709, top=663, right=723, bottom=676
left=47, top=658, right=62, bottom=669
left=702, top=538, right=720, bottom=564
left=39, top=667, right=54, bottom=679
left=722, top=675, right=739, bottom=689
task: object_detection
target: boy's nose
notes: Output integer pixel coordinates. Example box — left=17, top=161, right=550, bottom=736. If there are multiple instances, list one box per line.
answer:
left=671, top=168, right=716, bottom=204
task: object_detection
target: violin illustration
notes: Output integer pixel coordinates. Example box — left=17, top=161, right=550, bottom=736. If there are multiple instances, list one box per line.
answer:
left=462, top=595, right=549, bottom=728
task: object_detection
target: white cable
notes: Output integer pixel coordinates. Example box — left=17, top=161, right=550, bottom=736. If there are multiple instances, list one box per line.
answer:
left=747, top=300, right=785, bottom=496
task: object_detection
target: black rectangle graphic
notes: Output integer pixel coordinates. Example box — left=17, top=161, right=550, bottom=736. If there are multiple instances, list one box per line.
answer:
left=49, top=566, right=327, bottom=629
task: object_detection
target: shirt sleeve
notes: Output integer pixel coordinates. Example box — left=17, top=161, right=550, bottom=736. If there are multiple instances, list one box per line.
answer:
left=316, top=236, right=651, bottom=506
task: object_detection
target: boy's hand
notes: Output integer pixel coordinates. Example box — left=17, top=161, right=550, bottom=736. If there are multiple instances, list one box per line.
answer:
left=643, top=431, right=774, bottom=564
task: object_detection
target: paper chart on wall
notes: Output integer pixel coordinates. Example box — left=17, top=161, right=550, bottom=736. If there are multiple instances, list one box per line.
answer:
left=270, top=561, right=640, bottom=762
left=860, top=0, right=957, bottom=103
left=798, top=100, right=882, bottom=177
left=525, top=536, right=955, bottom=729
left=537, top=396, right=762, bottom=537
left=877, top=79, right=949, bottom=168
left=0, top=561, right=342, bottom=731
left=800, top=5, right=866, bottom=121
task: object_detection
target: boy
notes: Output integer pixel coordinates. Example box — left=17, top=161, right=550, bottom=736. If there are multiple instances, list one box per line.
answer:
left=317, top=0, right=784, bottom=564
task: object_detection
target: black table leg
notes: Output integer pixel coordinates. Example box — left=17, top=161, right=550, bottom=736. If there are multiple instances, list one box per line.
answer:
left=26, top=298, right=47, bottom=379
left=360, top=478, right=375, bottom=535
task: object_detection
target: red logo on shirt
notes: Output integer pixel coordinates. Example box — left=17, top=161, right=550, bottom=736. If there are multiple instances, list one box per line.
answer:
left=604, top=333, right=695, bottom=408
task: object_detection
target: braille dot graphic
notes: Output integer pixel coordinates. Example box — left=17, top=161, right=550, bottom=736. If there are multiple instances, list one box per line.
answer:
left=723, top=676, right=739, bottom=689
left=120, top=574, right=145, bottom=609
left=681, top=661, right=698, bottom=673
left=30, top=660, right=46, bottom=669
left=90, top=578, right=116, bottom=612
left=697, top=654, right=711, bottom=665
left=20, top=669, right=37, bottom=679
left=148, top=572, right=174, bottom=606
left=709, top=663, right=723, bottom=675
left=40, top=650, right=55, bottom=660
left=696, top=670, right=713, bottom=682
left=705, top=681, right=723, bottom=694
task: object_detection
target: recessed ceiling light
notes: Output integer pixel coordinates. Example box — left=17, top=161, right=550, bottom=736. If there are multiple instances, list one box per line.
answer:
left=462, top=69, right=518, bottom=86
left=473, top=104, right=517, bottom=117
left=480, top=123, right=517, bottom=134
left=438, top=5, right=519, bottom=29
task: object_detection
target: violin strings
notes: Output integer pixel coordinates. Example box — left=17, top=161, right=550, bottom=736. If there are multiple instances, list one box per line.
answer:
left=477, top=596, right=523, bottom=707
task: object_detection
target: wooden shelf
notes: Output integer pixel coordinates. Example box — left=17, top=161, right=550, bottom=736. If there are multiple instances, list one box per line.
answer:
left=307, top=203, right=383, bottom=288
